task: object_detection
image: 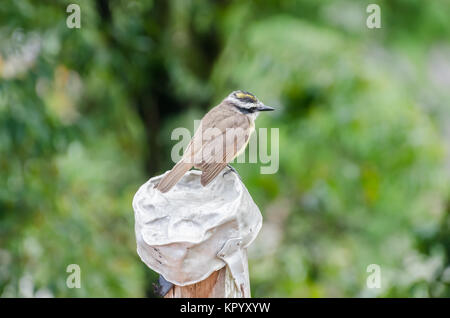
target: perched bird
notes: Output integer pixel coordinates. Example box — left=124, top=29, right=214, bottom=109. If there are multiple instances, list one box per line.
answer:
left=155, top=90, right=274, bottom=193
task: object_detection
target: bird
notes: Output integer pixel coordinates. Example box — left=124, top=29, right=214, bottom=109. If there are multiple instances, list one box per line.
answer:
left=155, top=90, right=274, bottom=193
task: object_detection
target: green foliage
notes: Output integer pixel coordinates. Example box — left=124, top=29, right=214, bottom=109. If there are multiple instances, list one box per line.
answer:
left=212, top=15, right=448, bottom=297
left=1, top=0, right=449, bottom=297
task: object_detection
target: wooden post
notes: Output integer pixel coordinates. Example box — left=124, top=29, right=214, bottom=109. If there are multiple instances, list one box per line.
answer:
left=164, top=250, right=250, bottom=298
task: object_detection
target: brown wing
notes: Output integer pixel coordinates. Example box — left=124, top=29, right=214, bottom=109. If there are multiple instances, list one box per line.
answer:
left=155, top=106, right=228, bottom=193
left=197, top=108, right=251, bottom=186
left=181, top=105, right=228, bottom=165
left=157, top=102, right=251, bottom=191
left=199, top=162, right=228, bottom=186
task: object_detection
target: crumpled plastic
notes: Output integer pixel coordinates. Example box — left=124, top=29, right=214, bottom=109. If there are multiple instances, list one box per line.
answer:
left=133, top=169, right=262, bottom=294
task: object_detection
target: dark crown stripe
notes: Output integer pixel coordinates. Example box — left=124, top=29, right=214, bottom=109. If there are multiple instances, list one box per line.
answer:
left=240, top=97, right=257, bottom=103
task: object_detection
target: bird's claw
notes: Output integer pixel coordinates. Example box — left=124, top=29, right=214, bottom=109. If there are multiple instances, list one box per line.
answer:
left=223, top=164, right=242, bottom=182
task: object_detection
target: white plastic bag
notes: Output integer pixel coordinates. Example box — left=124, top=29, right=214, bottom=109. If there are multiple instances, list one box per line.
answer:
left=133, top=170, right=262, bottom=295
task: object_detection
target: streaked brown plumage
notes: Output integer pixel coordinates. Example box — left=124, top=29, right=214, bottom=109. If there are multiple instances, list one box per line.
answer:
left=155, top=90, right=274, bottom=193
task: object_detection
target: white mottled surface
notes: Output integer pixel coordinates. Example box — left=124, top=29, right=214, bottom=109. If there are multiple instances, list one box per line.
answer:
left=133, top=169, right=262, bottom=289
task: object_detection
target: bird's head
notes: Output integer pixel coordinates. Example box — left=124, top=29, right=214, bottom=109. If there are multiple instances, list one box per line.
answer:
left=226, top=90, right=275, bottom=114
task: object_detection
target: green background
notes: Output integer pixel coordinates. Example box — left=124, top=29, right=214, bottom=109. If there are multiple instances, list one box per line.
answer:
left=1, top=0, right=450, bottom=297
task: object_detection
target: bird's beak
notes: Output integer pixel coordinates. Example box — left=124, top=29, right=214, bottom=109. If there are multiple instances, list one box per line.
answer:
left=256, top=104, right=275, bottom=112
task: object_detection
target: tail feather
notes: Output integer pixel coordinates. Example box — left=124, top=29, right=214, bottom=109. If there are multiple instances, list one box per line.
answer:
left=155, top=162, right=192, bottom=193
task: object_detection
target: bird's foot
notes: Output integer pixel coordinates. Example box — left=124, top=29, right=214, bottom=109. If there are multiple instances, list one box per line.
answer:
left=223, top=164, right=242, bottom=181
left=153, top=275, right=173, bottom=297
